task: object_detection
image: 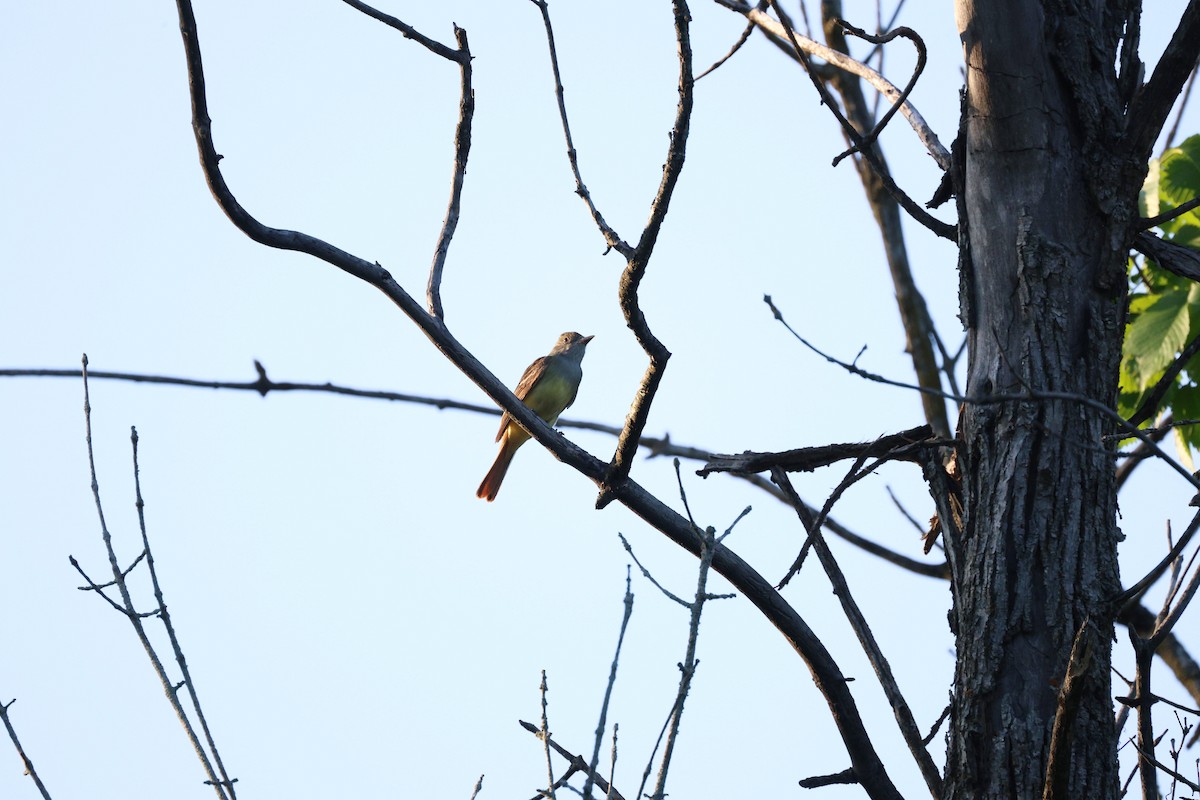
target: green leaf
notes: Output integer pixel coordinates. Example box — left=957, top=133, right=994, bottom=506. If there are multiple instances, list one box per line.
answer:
left=1126, top=288, right=1193, bottom=390
left=1157, top=135, right=1200, bottom=234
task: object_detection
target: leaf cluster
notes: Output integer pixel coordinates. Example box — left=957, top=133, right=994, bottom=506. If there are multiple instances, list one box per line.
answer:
left=1120, top=134, right=1200, bottom=460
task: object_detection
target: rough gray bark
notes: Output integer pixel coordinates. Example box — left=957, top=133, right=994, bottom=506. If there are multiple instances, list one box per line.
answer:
left=946, top=3, right=1142, bottom=798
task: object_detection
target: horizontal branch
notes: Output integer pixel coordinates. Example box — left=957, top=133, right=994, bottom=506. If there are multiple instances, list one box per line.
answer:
left=1133, top=231, right=1200, bottom=282
left=698, top=425, right=938, bottom=476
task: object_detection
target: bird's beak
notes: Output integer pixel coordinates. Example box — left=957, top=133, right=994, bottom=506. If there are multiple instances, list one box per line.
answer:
left=580, top=335, right=595, bottom=345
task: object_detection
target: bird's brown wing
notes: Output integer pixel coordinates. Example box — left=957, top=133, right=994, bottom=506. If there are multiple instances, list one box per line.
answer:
left=495, top=355, right=551, bottom=441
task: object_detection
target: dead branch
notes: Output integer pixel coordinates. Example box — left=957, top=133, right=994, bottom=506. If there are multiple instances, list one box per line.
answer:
left=772, top=468, right=944, bottom=798
left=1134, top=231, right=1200, bottom=283
left=0, top=700, right=52, bottom=800
left=582, top=570, right=634, bottom=800
left=712, top=0, right=950, bottom=169
left=1125, top=4, right=1200, bottom=163
left=699, top=425, right=936, bottom=476
left=75, top=357, right=236, bottom=799
left=829, top=19, right=927, bottom=168
left=518, top=719, right=627, bottom=800
left=601, top=0, right=694, bottom=507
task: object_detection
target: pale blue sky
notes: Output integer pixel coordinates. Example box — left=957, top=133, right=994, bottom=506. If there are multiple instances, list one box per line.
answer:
left=2, top=2, right=1198, bottom=798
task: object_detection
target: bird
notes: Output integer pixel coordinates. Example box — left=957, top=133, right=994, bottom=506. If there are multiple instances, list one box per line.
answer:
left=476, top=331, right=593, bottom=501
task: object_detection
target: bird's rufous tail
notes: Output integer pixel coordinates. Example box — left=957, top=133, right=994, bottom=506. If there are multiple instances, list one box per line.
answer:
left=476, top=441, right=519, bottom=501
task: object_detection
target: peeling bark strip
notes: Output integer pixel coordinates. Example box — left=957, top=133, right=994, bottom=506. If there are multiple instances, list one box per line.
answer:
left=948, top=3, right=1139, bottom=798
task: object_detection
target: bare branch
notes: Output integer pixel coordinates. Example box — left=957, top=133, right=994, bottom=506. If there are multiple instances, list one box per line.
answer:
left=699, top=424, right=936, bottom=476
left=829, top=20, right=927, bottom=168
left=518, top=720, right=627, bottom=800
left=649, top=520, right=722, bottom=800
left=1118, top=601, right=1200, bottom=721
left=1133, top=231, right=1200, bottom=283
left=338, top=2, right=473, bottom=320
left=131, top=427, right=237, bottom=794
left=169, top=7, right=918, bottom=789
left=529, top=0, right=633, bottom=257
left=760, top=0, right=955, bottom=240
left=537, top=671, right=557, bottom=800
left=0, top=700, right=52, bottom=800
left=713, top=0, right=950, bottom=169
left=820, top=1, right=952, bottom=437
left=1139, top=195, right=1200, bottom=231
left=1113, top=509, right=1200, bottom=618
left=582, top=570, right=635, bottom=800
left=1131, top=633, right=1160, bottom=800
left=2, top=364, right=949, bottom=578
left=772, top=468, right=944, bottom=798
left=696, top=15, right=757, bottom=80
left=76, top=357, right=235, bottom=799
left=600, top=0, right=695, bottom=507
left=1147, top=549, right=1200, bottom=650
left=338, top=0, right=468, bottom=62
left=1125, top=3, right=1200, bottom=162
left=426, top=25, right=474, bottom=320
left=799, top=768, right=857, bottom=789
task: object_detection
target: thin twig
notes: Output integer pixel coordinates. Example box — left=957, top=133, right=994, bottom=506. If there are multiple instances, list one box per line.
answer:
left=647, top=511, right=734, bottom=800
left=583, top=569, right=635, bottom=800
left=766, top=294, right=1200, bottom=500
left=1114, top=510, right=1200, bottom=618
left=538, top=670, right=557, bottom=800
left=528, top=0, right=632, bottom=257
left=0, top=700, right=52, bottom=800
left=131, top=427, right=237, bottom=795
left=517, top=720, right=627, bottom=800
left=606, top=724, right=619, bottom=800
left=76, top=357, right=234, bottom=799
left=1140, top=195, right=1200, bottom=231
left=829, top=20, right=927, bottom=167
left=696, top=14, right=757, bottom=80
left=761, top=0, right=954, bottom=240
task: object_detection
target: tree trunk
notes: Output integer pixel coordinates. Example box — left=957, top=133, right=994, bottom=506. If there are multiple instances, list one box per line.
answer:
left=947, top=3, right=1138, bottom=797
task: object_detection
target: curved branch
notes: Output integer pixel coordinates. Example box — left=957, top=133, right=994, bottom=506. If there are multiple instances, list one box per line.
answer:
left=171, top=5, right=903, bottom=793
left=830, top=20, right=926, bottom=168
left=759, top=1, right=955, bottom=241
left=1139, top=195, right=1200, bottom=230
left=713, top=0, right=951, bottom=170
left=425, top=25, right=473, bottom=320
left=600, top=0, right=694, bottom=506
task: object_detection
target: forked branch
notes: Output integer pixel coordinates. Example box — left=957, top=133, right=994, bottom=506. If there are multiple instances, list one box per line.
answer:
left=171, top=5, right=906, bottom=792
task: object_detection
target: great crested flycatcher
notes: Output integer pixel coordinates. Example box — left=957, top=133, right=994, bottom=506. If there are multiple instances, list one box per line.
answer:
left=476, top=331, right=593, bottom=502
